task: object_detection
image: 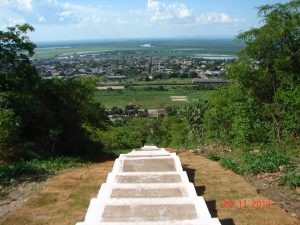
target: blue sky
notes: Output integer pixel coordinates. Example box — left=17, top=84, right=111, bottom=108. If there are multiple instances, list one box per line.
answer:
left=0, top=0, right=290, bottom=41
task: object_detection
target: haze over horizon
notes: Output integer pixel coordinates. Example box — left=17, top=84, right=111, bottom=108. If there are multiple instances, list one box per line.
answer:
left=1, top=0, right=290, bottom=42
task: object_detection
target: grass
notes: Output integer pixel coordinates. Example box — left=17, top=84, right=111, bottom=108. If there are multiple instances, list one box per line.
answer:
left=126, top=78, right=194, bottom=85
left=95, top=88, right=212, bottom=108
left=206, top=149, right=295, bottom=175
left=207, top=151, right=223, bottom=161
left=242, top=151, right=293, bottom=174
left=0, top=157, right=81, bottom=186
left=103, top=148, right=132, bottom=155
left=279, top=172, right=300, bottom=188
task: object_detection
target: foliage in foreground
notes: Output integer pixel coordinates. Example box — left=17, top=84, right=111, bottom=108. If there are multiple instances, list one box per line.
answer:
left=0, top=157, right=80, bottom=186
left=0, top=24, right=109, bottom=161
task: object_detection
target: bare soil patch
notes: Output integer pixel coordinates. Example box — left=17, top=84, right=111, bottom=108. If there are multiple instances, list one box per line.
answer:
left=0, top=180, right=44, bottom=221
left=170, top=96, right=188, bottom=101
left=244, top=173, right=299, bottom=218
left=96, top=86, right=125, bottom=90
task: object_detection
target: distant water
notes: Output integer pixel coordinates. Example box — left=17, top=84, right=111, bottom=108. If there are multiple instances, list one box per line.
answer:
left=36, top=46, right=70, bottom=50
left=194, top=54, right=237, bottom=60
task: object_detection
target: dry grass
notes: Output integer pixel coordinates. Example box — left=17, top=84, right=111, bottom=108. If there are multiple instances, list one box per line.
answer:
left=178, top=151, right=299, bottom=225
left=1, top=151, right=299, bottom=225
left=1, top=161, right=114, bottom=225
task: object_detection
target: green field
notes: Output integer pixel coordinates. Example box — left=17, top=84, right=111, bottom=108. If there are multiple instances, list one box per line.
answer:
left=95, top=87, right=212, bottom=108
left=99, top=78, right=195, bottom=87
left=127, top=78, right=193, bottom=85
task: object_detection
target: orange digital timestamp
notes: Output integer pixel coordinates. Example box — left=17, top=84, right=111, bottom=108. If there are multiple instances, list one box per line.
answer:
left=223, top=199, right=271, bottom=208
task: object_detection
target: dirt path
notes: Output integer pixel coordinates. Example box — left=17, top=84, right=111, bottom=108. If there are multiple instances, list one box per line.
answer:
left=1, top=152, right=299, bottom=225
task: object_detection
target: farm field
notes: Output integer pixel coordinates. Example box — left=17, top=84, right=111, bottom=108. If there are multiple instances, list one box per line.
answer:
left=98, top=78, right=194, bottom=87
left=127, top=78, right=194, bottom=85
left=94, top=87, right=212, bottom=108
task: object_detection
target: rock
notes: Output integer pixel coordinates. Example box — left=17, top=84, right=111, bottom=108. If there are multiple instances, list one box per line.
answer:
left=290, top=212, right=297, bottom=217
left=252, top=149, right=260, bottom=154
left=278, top=166, right=285, bottom=172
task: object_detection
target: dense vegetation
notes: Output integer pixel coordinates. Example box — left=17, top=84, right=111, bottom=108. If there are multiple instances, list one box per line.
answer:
left=0, top=24, right=109, bottom=162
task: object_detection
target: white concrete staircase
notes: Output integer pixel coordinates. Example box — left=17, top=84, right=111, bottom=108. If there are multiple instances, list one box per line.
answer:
left=76, top=146, right=221, bottom=225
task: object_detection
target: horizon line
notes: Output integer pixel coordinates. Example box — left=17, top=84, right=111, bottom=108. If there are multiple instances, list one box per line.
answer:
left=34, top=36, right=238, bottom=45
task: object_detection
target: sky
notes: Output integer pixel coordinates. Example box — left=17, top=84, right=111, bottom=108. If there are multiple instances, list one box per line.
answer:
left=0, top=0, right=290, bottom=42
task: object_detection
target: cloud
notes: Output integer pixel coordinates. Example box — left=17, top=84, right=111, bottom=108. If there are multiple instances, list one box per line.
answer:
left=57, top=10, right=75, bottom=22
left=7, top=18, right=26, bottom=26
left=115, top=18, right=128, bottom=25
left=146, top=0, right=244, bottom=26
left=38, top=16, right=47, bottom=23
left=45, top=0, right=58, bottom=4
left=82, top=15, right=102, bottom=24
left=129, top=9, right=143, bottom=15
left=147, top=0, right=160, bottom=11
left=59, top=11, right=72, bottom=17
left=196, top=12, right=244, bottom=24
left=0, top=0, right=32, bottom=10
left=57, top=2, right=111, bottom=25
left=147, top=0, right=192, bottom=22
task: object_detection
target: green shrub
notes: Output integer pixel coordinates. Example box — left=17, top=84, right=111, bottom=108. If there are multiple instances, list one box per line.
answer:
left=0, top=157, right=80, bottom=186
left=279, top=172, right=300, bottom=188
left=207, top=152, right=222, bottom=161
left=220, top=155, right=244, bottom=174
left=243, top=150, right=293, bottom=174
left=208, top=148, right=294, bottom=176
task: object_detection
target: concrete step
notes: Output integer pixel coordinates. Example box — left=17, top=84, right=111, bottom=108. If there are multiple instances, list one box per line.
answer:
left=76, top=218, right=221, bottom=225
left=140, top=145, right=164, bottom=151
left=106, top=171, right=190, bottom=184
left=112, top=156, right=183, bottom=173
left=121, top=150, right=175, bottom=158
left=83, top=197, right=212, bottom=223
left=97, top=183, right=197, bottom=199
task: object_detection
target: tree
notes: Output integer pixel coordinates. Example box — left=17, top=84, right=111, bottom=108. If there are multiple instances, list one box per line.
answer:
left=0, top=109, right=20, bottom=145
left=0, top=24, right=39, bottom=92
left=0, top=24, right=40, bottom=139
left=230, top=0, right=299, bottom=99
left=0, top=24, right=110, bottom=160
left=228, top=0, right=300, bottom=140
left=177, top=100, right=209, bottom=137
left=36, top=77, right=109, bottom=155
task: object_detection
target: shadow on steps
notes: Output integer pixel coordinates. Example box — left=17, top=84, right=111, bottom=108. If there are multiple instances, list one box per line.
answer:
left=182, top=164, right=236, bottom=225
